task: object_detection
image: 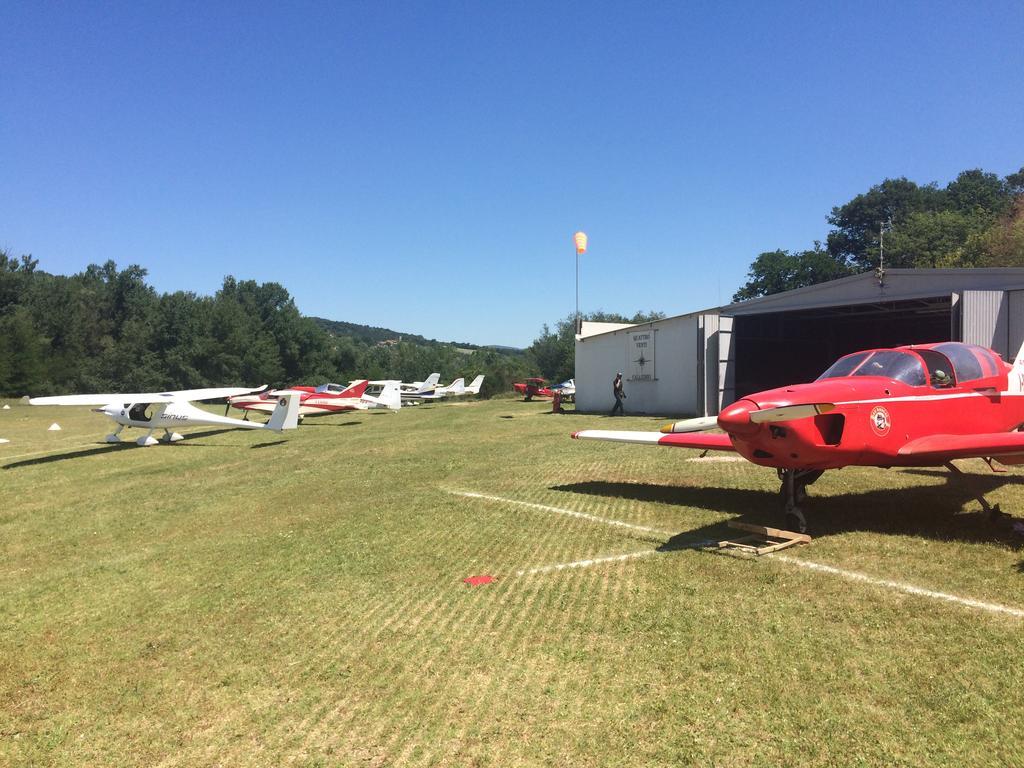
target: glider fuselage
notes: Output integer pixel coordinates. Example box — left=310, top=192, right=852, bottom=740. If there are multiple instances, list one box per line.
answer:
left=96, top=400, right=270, bottom=430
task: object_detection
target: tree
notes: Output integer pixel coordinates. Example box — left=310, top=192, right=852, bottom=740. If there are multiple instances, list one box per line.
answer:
left=1006, top=166, right=1024, bottom=197
left=732, top=246, right=851, bottom=302
left=734, top=165, right=1024, bottom=301
left=945, top=169, right=1012, bottom=217
left=881, top=209, right=984, bottom=269
left=970, top=199, right=1024, bottom=267
left=826, top=178, right=945, bottom=270
left=0, top=308, right=45, bottom=395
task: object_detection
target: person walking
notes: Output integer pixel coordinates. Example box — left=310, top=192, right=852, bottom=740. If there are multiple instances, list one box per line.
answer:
left=610, top=372, right=626, bottom=416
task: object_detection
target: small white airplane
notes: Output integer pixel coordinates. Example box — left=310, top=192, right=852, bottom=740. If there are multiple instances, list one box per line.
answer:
left=438, top=375, right=486, bottom=396
left=369, top=373, right=443, bottom=401
left=551, top=378, right=575, bottom=400
left=29, top=386, right=302, bottom=446
left=437, top=377, right=466, bottom=396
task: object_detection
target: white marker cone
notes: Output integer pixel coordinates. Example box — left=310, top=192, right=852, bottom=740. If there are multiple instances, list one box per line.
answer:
left=2, top=404, right=9, bottom=410
left=0, top=438, right=9, bottom=444
left=48, top=423, right=62, bottom=431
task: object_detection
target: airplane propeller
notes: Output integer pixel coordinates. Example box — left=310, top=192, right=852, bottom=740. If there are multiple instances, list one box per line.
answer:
left=660, top=416, right=718, bottom=434
left=660, top=403, right=836, bottom=434
left=748, top=403, right=835, bottom=424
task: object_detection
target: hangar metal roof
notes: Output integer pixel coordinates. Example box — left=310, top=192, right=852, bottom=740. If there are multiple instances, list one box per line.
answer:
left=578, top=268, right=1024, bottom=340
left=721, top=268, right=1024, bottom=316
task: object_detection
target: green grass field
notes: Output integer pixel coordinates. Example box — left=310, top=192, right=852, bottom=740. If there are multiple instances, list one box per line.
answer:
left=2, top=397, right=1024, bottom=767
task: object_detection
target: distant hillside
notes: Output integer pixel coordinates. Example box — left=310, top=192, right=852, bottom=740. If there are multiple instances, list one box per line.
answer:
left=310, top=317, right=522, bottom=352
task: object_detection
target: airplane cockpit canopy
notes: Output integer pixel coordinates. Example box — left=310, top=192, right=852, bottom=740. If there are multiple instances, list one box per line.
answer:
left=817, top=350, right=927, bottom=386
left=315, top=383, right=347, bottom=394
left=817, top=342, right=1005, bottom=389
left=930, top=343, right=1003, bottom=383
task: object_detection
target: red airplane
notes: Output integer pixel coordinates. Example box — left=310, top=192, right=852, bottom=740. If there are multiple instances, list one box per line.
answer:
left=227, top=380, right=401, bottom=417
left=573, top=341, right=1024, bottom=532
left=514, top=377, right=555, bottom=400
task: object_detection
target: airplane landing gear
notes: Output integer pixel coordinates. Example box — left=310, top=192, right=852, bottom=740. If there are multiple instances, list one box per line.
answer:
left=778, top=469, right=824, bottom=533
left=162, top=430, right=184, bottom=443
left=105, top=425, right=124, bottom=443
left=944, top=461, right=1005, bottom=520
left=136, top=429, right=159, bottom=447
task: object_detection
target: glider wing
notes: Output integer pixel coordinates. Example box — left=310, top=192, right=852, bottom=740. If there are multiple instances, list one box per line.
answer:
left=30, top=386, right=265, bottom=407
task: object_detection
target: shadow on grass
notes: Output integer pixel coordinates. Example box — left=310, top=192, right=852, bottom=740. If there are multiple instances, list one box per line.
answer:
left=2, top=428, right=246, bottom=468
left=899, top=467, right=1024, bottom=485
left=299, top=420, right=362, bottom=427
left=251, top=440, right=289, bottom=449
left=550, top=476, right=1024, bottom=551
left=4, top=443, right=133, bottom=468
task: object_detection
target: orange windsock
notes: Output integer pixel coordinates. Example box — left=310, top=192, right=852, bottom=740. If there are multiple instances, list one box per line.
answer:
left=573, top=231, right=588, bottom=255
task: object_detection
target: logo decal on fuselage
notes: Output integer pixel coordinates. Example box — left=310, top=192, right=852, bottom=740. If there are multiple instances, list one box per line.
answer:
left=870, top=405, right=891, bottom=436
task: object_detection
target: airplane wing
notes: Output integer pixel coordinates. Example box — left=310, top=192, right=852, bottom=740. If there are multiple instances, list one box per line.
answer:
left=30, top=386, right=265, bottom=407
left=572, top=430, right=736, bottom=451
left=898, top=432, right=1024, bottom=461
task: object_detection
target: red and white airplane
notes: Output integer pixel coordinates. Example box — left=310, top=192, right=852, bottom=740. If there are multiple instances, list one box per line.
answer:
left=227, top=380, right=401, bottom=417
left=573, top=341, right=1024, bottom=531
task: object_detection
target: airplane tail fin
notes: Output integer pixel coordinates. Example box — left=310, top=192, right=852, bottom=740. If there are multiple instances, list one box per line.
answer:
left=266, top=391, right=302, bottom=431
left=343, top=379, right=369, bottom=398
left=361, top=380, right=402, bottom=411
left=419, top=373, right=441, bottom=393
left=1013, top=339, right=1024, bottom=370
left=1009, top=339, right=1024, bottom=392
left=465, top=375, right=484, bottom=394
left=446, top=377, right=465, bottom=395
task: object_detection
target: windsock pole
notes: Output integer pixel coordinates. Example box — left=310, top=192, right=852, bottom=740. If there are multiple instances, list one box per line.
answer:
left=573, top=231, right=587, bottom=335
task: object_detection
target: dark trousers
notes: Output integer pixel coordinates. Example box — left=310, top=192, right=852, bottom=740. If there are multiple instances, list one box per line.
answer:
left=611, top=396, right=624, bottom=416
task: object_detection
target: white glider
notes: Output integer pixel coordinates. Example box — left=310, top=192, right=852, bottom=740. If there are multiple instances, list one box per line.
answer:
left=29, top=386, right=302, bottom=446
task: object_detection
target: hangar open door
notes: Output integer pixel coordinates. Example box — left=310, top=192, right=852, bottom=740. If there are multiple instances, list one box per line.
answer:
left=727, top=296, right=953, bottom=401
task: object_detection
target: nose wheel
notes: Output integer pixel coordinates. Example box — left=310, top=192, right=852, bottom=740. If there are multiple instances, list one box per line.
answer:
left=778, top=469, right=824, bottom=533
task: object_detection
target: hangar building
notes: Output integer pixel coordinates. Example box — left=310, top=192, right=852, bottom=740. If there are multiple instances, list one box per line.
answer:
left=574, top=268, right=1024, bottom=416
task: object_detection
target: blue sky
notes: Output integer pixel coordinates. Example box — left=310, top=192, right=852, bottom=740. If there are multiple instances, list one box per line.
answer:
left=2, top=1, right=1022, bottom=347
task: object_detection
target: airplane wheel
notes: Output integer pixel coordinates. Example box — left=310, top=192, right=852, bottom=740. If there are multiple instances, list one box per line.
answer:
left=778, top=483, right=807, bottom=504
left=784, top=505, right=807, bottom=534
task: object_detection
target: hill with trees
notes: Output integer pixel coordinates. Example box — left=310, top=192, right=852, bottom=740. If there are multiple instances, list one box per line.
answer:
left=309, top=317, right=491, bottom=351
left=0, top=252, right=531, bottom=398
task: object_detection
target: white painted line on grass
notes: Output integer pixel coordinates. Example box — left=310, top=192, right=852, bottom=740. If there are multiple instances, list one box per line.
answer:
left=453, top=489, right=1024, bottom=619
left=686, top=456, right=745, bottom=463
left=772, top=555, right=1024, bottom=619
left=516, top=550, right=659, bottom=575
left=451, top=489, right=674, bottom=536
left=517, top=539, right=717, bottom=576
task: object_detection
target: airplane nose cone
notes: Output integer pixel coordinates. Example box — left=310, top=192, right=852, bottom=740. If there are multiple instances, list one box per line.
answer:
left=717, top=399, right=759, bottom=437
